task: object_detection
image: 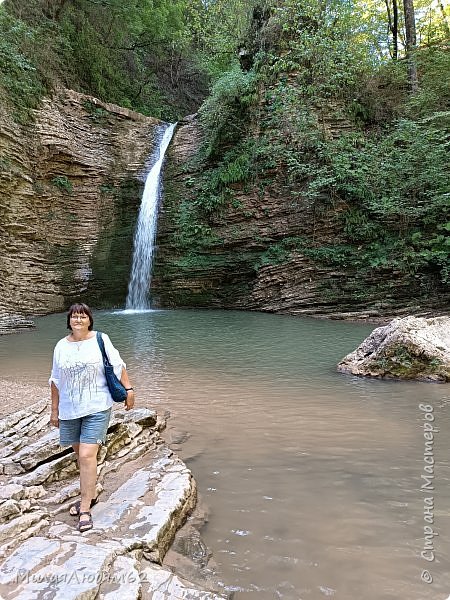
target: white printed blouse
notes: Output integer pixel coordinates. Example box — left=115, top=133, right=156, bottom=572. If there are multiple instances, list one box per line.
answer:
left=49, top=332, right=125, bottom=420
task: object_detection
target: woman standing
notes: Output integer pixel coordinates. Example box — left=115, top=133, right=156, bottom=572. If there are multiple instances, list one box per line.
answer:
left=49, top=303, right=135, bottom=532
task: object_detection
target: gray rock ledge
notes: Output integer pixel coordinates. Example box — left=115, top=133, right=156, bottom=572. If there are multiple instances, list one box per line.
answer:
left=0, top=313, right=35, bottom=335
left=0, top=401, right=228, bottom=599
left=337, top=315, right=450, bottom=381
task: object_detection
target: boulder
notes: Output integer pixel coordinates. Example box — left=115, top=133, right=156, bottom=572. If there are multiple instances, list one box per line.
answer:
left=337, top=316, right=450, bottom=382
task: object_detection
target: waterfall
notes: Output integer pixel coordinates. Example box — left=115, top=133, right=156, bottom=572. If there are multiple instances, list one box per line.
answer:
left=125, top=122, right=176, bottom=310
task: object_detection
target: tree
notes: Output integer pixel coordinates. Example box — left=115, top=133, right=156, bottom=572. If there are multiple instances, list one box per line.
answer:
left=384, top=0, right=399, bottom=59
left=403, top=0, right=419, bottom=91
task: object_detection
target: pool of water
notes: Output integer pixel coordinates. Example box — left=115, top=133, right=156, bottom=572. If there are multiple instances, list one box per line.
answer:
left=0, top=309, right=449, bottom=599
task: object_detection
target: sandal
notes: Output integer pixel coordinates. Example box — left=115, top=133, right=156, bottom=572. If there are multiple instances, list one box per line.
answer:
left=77, top=511, right=93, bottom=532
left=69, top=498, right=98, bottom=516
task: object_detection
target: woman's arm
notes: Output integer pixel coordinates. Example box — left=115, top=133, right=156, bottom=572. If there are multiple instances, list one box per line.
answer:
left=120, top=368, right=135, bottom=411
left=50, top=382, right=60, bottom=427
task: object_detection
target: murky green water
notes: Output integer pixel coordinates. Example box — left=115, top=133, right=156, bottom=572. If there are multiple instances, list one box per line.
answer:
left=0, top=309, right=449, bottom=599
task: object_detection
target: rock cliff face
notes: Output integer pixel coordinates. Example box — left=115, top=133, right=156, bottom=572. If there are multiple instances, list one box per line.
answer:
left=152, top=116, right=449, bottom=318
left=2, top=95, right=448, bottom=326
left=0, top=88, right=161, bottom=332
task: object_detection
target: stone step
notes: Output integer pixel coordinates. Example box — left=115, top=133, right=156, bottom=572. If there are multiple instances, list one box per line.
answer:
left=0, top=405, right=226, bottom=599
left=0, top=536, right=117, bottom=599
left=94, top=453, right=197, bottom=562
left=0, top=537, right=227, bottom=600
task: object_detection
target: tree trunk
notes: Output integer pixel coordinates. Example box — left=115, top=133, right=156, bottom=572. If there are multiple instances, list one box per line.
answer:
left=385, top=0, right=399, bottom=60
left=392, top=0, right=398, bottom=60
left=403, top=0, right=419, bottom=92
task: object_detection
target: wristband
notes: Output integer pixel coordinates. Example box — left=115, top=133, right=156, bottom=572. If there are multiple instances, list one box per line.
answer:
left=125, top=387, right=134, bottom=391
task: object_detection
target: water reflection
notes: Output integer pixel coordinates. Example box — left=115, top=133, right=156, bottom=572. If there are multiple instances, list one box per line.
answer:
left=0, top=310, right=449, bottom=599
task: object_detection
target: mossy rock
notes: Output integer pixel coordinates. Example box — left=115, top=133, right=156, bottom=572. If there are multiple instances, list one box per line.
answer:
left=367, top=343, right=449, bottom=381
left=338, top=316, right=450, bottom=382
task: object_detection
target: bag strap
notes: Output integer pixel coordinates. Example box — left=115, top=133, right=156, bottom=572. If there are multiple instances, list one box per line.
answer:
left=96, top=331, right=111, bottom=367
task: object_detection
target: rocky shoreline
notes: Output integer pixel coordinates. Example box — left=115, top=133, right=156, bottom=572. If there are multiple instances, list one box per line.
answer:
left=0, top=380, right=49, bottom=419
left=2, top=306, right=450, bottom=338
left=0, top=382, right=228, bottom=599
left=0, top=314, right=35, bottom=337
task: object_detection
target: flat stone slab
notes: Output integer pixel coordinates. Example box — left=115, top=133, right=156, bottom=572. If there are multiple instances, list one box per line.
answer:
left=140, top=563, right=227, bottom=599
left=0, top=537, right=114, bottom=598
left=338, top=315, right=450, bottom=381
left=0, top=402, right=227, bottom=599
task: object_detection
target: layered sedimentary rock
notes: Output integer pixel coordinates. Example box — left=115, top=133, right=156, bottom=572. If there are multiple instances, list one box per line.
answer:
left=153, top=116, right=449, bottom=318
left=0, top=401, right=228, bottom=599
left=3, top=90, right=447, bottom=324
left=0, top=89, right=161, bottom=332
left=337, top=315, right=450, bottom=381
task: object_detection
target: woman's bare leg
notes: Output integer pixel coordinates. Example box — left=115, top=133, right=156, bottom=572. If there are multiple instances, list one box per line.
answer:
left=78, top=442, right=99, bottom=515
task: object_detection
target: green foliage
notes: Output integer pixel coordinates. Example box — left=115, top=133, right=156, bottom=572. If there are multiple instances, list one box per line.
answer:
left=185, top=0, right=258, bottom=80
left=330, top=118, right=449, bottom=220
left=199, top=66, right=257, bottom=156
left=405, top=49, right=450, bottom=117
left=82, top=100, right=110, bottom=123
left=174, top=200, right=219, bottom=250
left=210, top=152, right=252, bottom=187
left=264, top=0, right=374, bottom=101
left=0, top=0, right=260, bottom=121
left=256, top=244, right=289, bottom=268
left=296, top=115, right=450, bottom=282
left=100, top=184, right=116, bottom=196
left=0, top=158, right=12, bottom=173
left=58, top=3, right=153, bottom=114
left=188, top=0, right=450, bottom=299
left=2, top=0, right=207, bottom=120
left=51, top=176, right=73, bottom=194
left=340, top=208, right=380, bottom=242
left=410, top=224, right=450, bottom=283
left=0, top=8, right=47, bottom=122
left=186, top=136, right=279, bottom=218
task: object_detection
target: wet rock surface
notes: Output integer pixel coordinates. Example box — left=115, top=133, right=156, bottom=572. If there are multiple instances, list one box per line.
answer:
left=0, top=402, right=228, bottom=599
left=337, top=315, right=450, bottom=381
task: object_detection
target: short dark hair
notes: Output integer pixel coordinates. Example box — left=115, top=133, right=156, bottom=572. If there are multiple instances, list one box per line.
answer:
left=67, top=303, right=94, bottom=331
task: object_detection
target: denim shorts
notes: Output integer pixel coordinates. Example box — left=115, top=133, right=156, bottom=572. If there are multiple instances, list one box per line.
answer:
left=59, top=408, right=112, bottom=446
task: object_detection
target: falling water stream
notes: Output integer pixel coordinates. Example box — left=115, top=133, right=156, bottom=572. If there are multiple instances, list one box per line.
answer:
left=125, top=122, right=176, bottom=310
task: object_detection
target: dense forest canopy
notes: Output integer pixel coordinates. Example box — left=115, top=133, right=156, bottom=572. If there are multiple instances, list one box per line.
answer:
left=0, top=0, right=257, bottom=120
left=1, top=0, right=448, bottom=116
left=0, top=0, right=449, bottom=298
left=0, top=0, right=448, bottom=121
left=186, top=0, right=449, bottom=291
